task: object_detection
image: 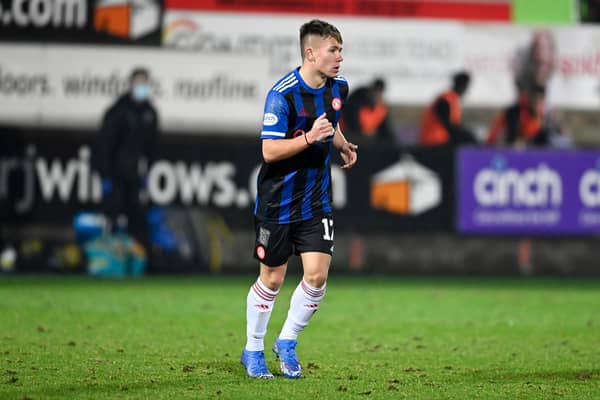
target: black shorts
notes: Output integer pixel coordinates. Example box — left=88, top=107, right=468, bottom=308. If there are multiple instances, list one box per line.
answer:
left=253, top=214, right=334, bottom=267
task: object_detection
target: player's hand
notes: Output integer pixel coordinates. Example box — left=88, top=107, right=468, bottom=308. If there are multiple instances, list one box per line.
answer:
left=307, top=113, right=334, bottom=143
left=340, top=142, right=358, bottom=169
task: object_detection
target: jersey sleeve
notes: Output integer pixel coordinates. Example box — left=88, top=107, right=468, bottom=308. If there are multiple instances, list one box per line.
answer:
left=260, top=91, right=289, bottom=140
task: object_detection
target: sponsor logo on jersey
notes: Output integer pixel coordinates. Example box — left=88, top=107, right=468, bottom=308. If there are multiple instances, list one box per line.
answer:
left=263, top=112, right=278, bottom=126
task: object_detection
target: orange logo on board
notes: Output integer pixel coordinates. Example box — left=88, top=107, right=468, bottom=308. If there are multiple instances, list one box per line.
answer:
left=94, top=0, right=160, bottom=40
left=370, top=155, right=441, bottom=215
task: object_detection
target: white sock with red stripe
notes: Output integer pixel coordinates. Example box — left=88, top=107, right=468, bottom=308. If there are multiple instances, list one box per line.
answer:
left=245, top=277, right=279, bottom=352
left=278, top=278, right=326, bottom=340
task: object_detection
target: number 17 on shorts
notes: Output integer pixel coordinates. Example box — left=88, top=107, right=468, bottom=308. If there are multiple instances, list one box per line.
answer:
left=321, top=217, right=334, bottom=241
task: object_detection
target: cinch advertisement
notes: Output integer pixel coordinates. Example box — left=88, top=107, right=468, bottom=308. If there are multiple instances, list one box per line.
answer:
left=457, top=148, right=600, bottom=235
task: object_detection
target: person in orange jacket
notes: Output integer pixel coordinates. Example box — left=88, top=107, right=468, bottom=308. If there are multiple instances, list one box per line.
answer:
left=341, top=78, right=394, bottom=143
left=486, top=84, right=548, bottom=147
left=419, top=71, right=476, bottom=147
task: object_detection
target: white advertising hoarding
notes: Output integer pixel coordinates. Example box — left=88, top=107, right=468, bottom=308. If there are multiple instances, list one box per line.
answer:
left=2, top=14, right=600, bottom=133
left=463, top=24, right=600, bottom=110
left=163, top=11, right=465, bottom=105
left=163, top=12, right=600, bottom=110
left=548, top=25, right=600, bottom=110
left=0, top=44, right=269, bottom=133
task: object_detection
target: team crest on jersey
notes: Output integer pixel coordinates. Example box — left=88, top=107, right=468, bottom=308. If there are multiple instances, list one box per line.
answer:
left=332, top=97, right=342, bottom=111
left=263, top=113, right=278, bottom=126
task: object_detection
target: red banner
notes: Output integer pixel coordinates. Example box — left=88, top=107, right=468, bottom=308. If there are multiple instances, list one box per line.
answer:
left=165, top=0, right=511, bottom=22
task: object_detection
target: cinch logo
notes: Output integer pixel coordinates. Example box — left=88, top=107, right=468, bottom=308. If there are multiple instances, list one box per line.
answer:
left=474, top=156, right=562, bottom=207
left=579, top=159, right=600, bottom=207
left=370, top=155, right=441, bottom=215
left=94, top=0, right=159, bottom=39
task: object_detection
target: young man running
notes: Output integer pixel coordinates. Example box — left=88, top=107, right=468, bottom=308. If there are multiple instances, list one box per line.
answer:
left=241, top=19, right=358, bottom=379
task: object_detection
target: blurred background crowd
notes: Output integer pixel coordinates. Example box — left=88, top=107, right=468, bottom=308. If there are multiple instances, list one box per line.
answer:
left=1, top=0, right=600, bottom=276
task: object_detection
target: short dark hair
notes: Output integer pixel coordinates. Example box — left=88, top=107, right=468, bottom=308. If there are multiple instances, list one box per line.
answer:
left=299, top=19, right=343, bottom=59
left=453, top=71, right=470, bottom=88
left=452, top=70, right=471, bottom=93
left=130, top=67, right=149, bottom=83
left=372, top=78, right=386, bottom=92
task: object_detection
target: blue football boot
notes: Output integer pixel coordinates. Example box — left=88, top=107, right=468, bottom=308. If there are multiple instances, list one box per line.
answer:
left=272, top=338, right=302, bottom=379
left=240, top=349, right=274, bottom=379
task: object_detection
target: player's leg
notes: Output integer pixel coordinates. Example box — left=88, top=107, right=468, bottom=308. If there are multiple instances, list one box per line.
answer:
left=245, top=263, right=287, bottom=352
left=274, top=215, right=333, bottom=379
left=279, top=252, right=330, bottom=341
left=242, top=221, right=291, bottom=379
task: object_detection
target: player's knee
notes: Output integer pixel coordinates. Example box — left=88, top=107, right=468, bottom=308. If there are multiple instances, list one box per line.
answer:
left=260, top=273, right=284, bottom=291
left=304, top=272, right=327, bottom=289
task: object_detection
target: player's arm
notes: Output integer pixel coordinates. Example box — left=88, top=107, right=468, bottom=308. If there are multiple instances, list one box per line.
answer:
left=263, top=113, right=335, bottom=163
left=262, top=137, right=306, bottom=163
left=333, top=124, right=358, bottom=169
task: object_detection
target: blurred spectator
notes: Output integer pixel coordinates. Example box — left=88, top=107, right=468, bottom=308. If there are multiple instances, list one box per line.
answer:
left=492, top=28, right=573, bottom=150
left=419, top=71, right=477, bottom=147
left=489, top=52, right=557, bottom=276
left=341, top=78, right=394, bottom=144
left=486, top=84, right=549, bottom=147
left=514, top=29, right=556, bottom=95
left=92, top=67, right=159, bottom=250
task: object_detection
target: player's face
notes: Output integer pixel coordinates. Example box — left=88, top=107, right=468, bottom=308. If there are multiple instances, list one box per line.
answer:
left=312, top=36, right=343, bottom=78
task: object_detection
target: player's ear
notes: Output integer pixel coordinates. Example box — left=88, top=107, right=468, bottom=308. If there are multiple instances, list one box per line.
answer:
left=305, top=47, right=315, bottom=62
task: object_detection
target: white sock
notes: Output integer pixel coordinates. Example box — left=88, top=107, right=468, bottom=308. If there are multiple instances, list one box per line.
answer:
left=279, top=279, right=326, bottom=341
left=245, top=278, right=279, bottom=351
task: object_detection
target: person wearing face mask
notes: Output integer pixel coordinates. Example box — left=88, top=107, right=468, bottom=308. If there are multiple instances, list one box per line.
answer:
left=92, top=67, right=159, bottom=253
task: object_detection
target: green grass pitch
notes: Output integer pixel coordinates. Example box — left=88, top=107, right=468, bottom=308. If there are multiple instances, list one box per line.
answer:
left=1, top=275, right=599, bottom=399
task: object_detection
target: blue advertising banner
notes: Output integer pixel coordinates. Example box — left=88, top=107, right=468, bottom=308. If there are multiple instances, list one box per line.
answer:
left=457, top=147, right=600, bottom=235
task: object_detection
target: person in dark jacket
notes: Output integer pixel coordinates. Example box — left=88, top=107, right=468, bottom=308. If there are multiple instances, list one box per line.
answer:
left=93, top=67, right=159, bottom=246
